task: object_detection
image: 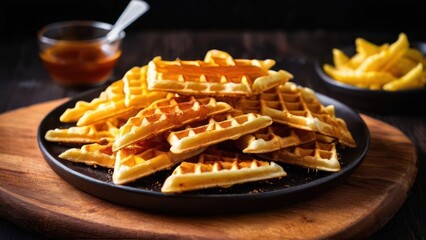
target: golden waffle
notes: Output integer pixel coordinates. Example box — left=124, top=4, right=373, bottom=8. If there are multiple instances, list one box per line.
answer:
left=237, top=123, right=316, bottom=153
left=45, top=118, right=125, bottom=144
left=58, top=140, right=115, bottom=168
left=122, top=65, right=171, bottom=107
left=60, top=79, right=124, bottom=123
left=112, top=97, right=232, bottom=151
left=204, top=49, right=276, bottom=69
left=263, top=134, right=341, bottom=172
left=76, top=99, right=141, bottom=127
left=161, top=148, right=286, bottom=193
left=147, top=49, right=293, bottom=96
left=260, top=82, right=356, bottom=147
left=113, top=140, right=204, bottom=185
left=166, top=111, right=273, bottom=154
left=76, top=68, right=172, bottom=127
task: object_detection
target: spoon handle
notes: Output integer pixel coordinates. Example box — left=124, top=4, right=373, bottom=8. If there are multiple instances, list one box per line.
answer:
left=106, top=0, right=150, bottom=42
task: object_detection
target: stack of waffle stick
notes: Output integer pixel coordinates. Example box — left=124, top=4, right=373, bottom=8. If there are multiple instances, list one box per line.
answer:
left=45, top=49, right=356, bottom=194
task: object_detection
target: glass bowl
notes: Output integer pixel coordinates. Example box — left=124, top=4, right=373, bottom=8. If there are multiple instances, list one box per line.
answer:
left=38, top=20, right=125, bottom=87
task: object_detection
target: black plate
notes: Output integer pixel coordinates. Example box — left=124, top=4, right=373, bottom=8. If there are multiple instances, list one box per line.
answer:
left=314, top=42, right=426, bottom=115
left=37, top=86, right=370, bottom=214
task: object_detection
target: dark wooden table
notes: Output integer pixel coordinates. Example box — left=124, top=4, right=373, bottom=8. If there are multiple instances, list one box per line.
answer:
left=1, top=30, right=425, bottom=239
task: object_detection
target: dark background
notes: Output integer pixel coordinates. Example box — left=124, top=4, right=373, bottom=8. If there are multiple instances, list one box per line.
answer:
left=1, top=0, right=425, bottom=42
left=0, top=1, right=425, bottom=239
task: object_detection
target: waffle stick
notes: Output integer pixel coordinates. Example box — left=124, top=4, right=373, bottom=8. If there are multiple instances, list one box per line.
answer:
left=77, top=96, right=153, bottom=127
left=122, top=65, right=172, bottom=107
left=60, top=79, right=124, bottom=123
left=204, top=49, right=276, bottom=70
left=147, top=49, right=293, bottom=96
left=112, top=97, right=232, bottom=151
left=161, top=148, right=286, bottom=193
left=75, top=67, right=172, bottom=127
left=260, top=82, right=356, bottom=147
left=45, top=117, right=126, bottom=144
left=113, top=139, right=204, bottom=185
left=224, top=83, right=355, bottom=148
left=237, top=122, right=316, bottom=154
left=260, top=134, right=341, bottom=172
left=58, top=139, right=115, bottom=168
left=166, top=111, right=272, bottom=154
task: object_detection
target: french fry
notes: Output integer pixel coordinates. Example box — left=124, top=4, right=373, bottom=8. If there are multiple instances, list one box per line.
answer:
left=356, top=33, right=408, bottom=72
left=323, top=64, right=395, bottom=86
left=355, top=38, right=380, bottom=56
left=383, top=63, right=424, bottom=91
left=347, top=53, right=365, bottom=69
left=388, top=57, right=418, bottom=77
left=355, top=52, right=386, bottom=72
left=332, top=48, right=349, bottom=69
left=355, top=37, right=388, bottom=57
left=381, top=33, right=410, bottom=70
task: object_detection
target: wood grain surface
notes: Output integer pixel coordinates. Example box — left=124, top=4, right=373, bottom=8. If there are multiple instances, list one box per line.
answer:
left=0, top=100, right=418, bottom=239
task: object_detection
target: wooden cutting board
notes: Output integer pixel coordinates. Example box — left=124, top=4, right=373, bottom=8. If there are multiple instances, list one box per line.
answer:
left=0, top=99, right=417, bottom=239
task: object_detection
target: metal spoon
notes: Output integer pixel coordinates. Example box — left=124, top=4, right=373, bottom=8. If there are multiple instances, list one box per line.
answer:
left=105, top=0, right=150, bottom=43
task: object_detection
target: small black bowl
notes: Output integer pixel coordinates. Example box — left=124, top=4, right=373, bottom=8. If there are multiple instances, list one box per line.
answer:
left=314, top=42, right=426, bottom=115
